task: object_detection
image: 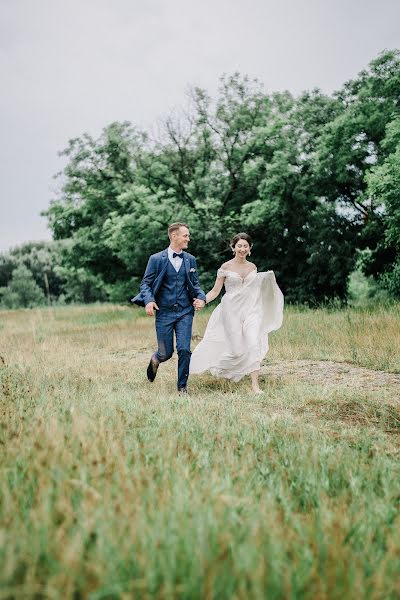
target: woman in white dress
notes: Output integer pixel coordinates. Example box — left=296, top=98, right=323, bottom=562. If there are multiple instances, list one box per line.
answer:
left=190, top=233, right=284, bottom=394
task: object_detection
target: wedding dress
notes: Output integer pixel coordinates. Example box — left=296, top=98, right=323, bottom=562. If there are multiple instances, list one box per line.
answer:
left=190, top=268, right=284, bottom=381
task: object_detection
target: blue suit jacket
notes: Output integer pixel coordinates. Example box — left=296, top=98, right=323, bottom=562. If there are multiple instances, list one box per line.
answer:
left=131, top=249, right=206, bottom=307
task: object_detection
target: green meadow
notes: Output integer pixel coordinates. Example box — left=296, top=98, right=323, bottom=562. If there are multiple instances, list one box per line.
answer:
left=1, top=304, right=400, bottom=599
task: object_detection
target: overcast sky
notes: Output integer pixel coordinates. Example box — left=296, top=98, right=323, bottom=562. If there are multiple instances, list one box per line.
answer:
left=1, top=0, right=399, bottom=252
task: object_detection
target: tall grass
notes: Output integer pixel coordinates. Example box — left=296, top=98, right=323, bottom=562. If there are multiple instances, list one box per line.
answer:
left=1, top=304, right=400, bottom=599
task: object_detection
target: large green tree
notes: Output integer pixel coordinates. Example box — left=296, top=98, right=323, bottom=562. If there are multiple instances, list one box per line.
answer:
left=42, top=50, right=400, bottom=304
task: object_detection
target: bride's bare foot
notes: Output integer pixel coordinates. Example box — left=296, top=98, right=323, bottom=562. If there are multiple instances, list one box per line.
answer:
left=251, top=387, right=264, bottom=395
left=250, top=370, right=263, bottom=395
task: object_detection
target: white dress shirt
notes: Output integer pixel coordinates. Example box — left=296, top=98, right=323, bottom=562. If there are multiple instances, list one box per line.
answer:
left=168, top=247, right=183, bottom=272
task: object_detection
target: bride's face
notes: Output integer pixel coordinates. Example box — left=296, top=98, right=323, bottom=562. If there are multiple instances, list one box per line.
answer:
left=234, top=239, right=250, bottom=258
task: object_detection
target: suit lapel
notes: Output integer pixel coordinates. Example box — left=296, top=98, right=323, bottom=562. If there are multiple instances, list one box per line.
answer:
left=153, top=249, right=169, bottom=295
left=183, top=251, right=190, bottom=280
left=160, top=249, right=169, bottom=276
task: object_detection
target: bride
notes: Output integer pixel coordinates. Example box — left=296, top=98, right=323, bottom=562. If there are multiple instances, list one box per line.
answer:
left=190, top=233, right=284, bottom=394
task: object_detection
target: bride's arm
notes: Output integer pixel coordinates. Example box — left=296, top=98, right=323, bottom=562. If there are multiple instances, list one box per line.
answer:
left=205, top=274, right=225, bottom=304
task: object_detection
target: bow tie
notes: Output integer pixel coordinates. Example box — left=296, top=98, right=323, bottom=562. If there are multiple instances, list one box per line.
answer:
left=173, top=252, right=183, bottom=258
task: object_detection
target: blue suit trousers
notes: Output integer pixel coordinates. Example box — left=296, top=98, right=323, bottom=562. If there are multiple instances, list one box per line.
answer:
left=155, top=305, right=194, bottom=389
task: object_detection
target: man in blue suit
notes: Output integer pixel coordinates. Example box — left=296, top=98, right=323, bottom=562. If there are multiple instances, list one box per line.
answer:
left=131, top=222, right=206, bottom=393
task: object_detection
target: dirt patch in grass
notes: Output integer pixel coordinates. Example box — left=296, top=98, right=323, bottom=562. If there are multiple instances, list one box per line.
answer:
left=262, top=360, right=400, bottom=394
left=261, top=360, right=400, bottom=434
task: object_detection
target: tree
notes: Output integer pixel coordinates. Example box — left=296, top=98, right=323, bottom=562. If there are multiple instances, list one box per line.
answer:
left=365, top=118, right=400, bottom=296
left=0, top=241, right=68, bottom=303
left=0, top=265, right=45, bottom=308
left=44, top=122, right=141, bottom=289
left=314, top=50, right=400, bottom=270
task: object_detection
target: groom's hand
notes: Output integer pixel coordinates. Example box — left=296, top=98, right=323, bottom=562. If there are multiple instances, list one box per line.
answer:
left=193, top=298, right=205, bottom=311
left=145, top=301, right=159, bottom=316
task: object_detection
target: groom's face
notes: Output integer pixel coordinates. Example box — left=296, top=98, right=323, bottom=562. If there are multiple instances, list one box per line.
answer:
left=172, top=226, right=190, bottom=250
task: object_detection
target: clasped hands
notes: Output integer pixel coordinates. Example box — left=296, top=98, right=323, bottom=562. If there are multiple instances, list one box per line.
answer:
left=193, top=298, right=205, bottom=311
left=145, top=298, right=205, bottom=316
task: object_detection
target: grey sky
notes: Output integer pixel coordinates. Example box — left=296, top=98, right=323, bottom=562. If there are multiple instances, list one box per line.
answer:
left=1, top=0, right=399, bottom=252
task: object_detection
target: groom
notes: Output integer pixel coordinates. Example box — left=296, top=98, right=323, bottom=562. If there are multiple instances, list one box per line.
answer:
left=131, top=223, right=206, bottom=393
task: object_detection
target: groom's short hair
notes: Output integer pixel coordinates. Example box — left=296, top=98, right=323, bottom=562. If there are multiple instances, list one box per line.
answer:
left=168, top=222, right=189, bottom=238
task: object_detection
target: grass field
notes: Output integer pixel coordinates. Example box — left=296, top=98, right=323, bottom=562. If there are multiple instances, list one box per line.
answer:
left=1, top=303, right=400, bottom=599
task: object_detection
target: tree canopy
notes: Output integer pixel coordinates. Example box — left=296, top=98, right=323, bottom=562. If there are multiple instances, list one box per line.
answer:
left=2, top=50, right=399, bottom=308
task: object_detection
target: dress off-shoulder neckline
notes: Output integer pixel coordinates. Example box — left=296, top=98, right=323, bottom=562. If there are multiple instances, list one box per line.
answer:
left=220, top=268, right=257, bottom=282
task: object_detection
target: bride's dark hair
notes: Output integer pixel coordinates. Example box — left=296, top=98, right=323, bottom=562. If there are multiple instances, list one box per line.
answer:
left=230, top=232, right=253, bottom=250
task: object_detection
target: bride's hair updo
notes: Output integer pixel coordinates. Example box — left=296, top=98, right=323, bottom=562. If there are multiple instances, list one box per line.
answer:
left=230, top=232, right=253, bottom=251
